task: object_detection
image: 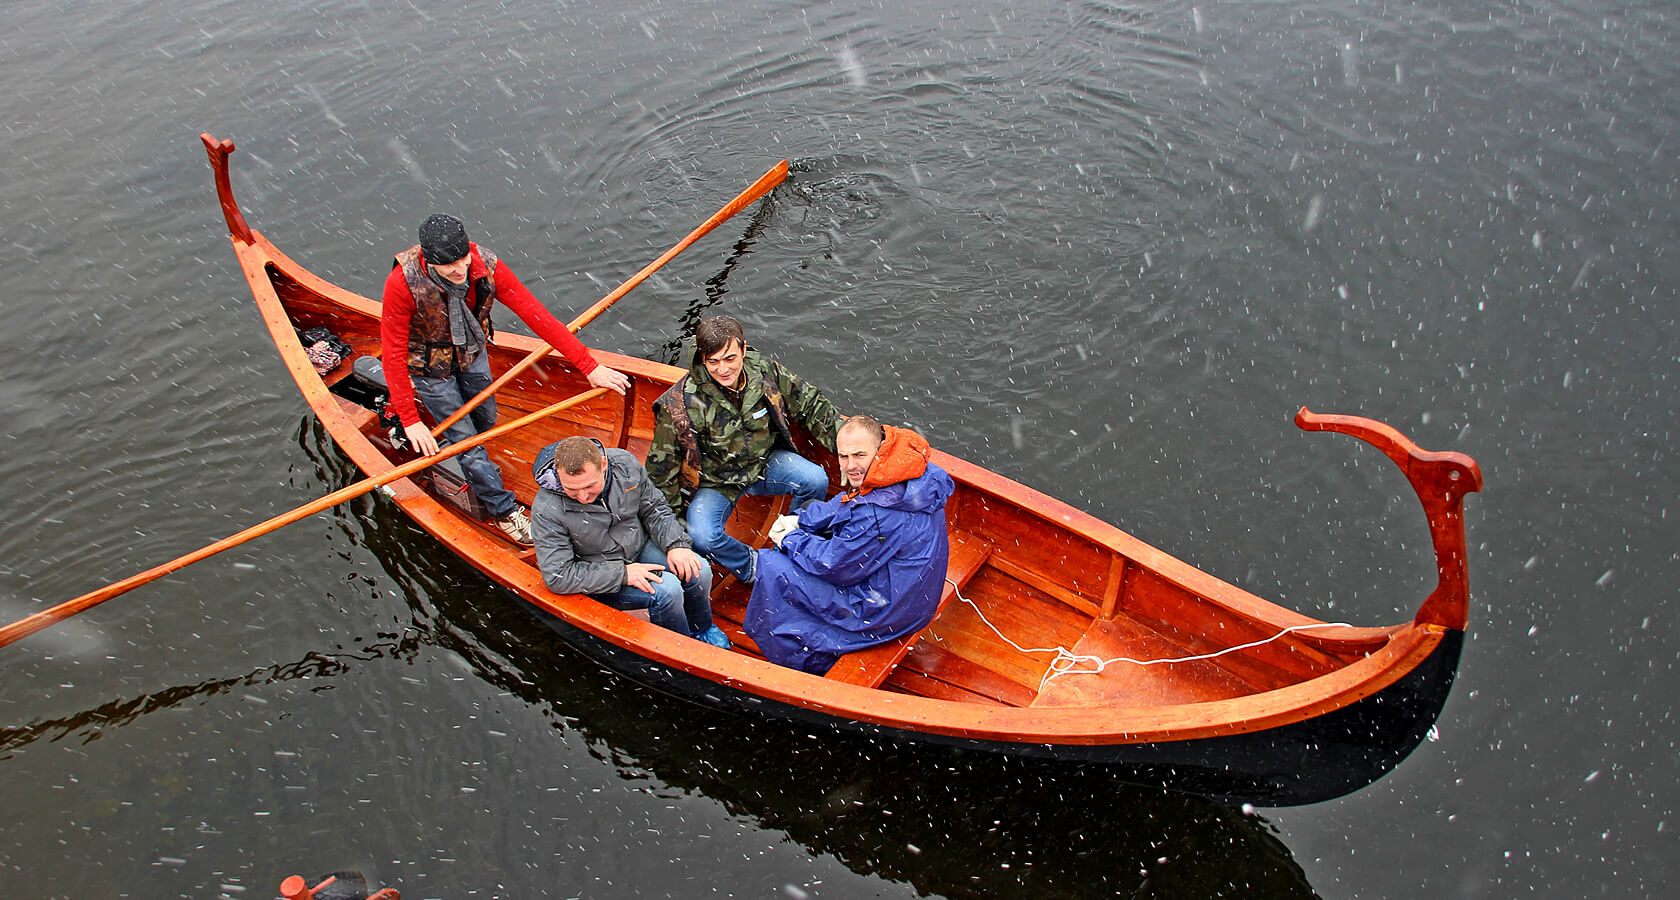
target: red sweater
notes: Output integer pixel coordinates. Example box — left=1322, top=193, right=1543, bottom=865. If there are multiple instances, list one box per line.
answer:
left=379, top=245, right=599, bottom=427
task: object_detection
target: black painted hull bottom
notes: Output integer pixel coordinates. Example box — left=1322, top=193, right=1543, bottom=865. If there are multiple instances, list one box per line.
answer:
left=524, top=603, right=1462, bottom=807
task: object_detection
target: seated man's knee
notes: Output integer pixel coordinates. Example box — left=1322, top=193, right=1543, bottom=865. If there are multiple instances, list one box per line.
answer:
left=792, top=467, right=829, bottom=506
left=686, top=520, right=720, bottom=555
left=686, top=507, right=729, bottom=553
left=686, top=557, right=714, bottom=589
left=649, top=575, right=683, bottom=609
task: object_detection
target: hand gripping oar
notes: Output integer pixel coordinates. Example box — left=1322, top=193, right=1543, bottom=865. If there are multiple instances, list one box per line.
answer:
left=0, top=388, right=609, bottom=650
left=428, top=159, right=790, bottom=438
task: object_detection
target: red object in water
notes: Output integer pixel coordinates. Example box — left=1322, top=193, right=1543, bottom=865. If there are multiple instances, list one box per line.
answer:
left=277, top=872, right=399, bottom=899
left=278, top=874, right=327, bottom=899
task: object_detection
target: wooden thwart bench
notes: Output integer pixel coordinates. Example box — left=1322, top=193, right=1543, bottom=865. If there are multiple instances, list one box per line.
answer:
left=824, top=531, right=993, bottom=687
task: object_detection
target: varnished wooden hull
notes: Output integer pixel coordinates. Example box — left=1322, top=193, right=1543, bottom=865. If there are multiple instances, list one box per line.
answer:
left=527, top=605, right=1463, bottom=805
left=203, top=133, right=1481, bottom=805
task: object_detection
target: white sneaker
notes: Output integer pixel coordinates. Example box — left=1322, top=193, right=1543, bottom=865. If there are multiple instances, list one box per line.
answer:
left=495, top=507, right=534, bottom=546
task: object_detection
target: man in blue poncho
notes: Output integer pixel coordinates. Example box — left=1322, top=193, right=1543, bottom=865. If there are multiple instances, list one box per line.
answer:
left=744, top=415, right=955, bottom=674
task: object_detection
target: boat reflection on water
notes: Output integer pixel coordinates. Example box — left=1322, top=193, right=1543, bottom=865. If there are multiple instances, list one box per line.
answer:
left=313, top=422, right=1320, bottom=899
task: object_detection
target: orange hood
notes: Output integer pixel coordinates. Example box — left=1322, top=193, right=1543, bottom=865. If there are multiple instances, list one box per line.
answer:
left=847, top=425, right=931, bottom=499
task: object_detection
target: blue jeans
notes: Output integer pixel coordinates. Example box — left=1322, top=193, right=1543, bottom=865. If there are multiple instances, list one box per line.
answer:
left=412, top=352, right=516, bottom=519
left=687, top=450, right=829, bottom=582
left=593, top=542, right=715, bottom=636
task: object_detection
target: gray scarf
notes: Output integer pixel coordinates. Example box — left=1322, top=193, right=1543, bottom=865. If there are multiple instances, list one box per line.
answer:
left=430, top=269, right=486, bottom=364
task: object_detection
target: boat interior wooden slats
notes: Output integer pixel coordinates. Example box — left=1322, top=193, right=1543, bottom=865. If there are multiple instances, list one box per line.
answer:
left=1098, top=555, right=1130, bottom=619
left=270, top=268, right=376, bottom=338
left=1123, top=568, right=1349, bottom=687
left=906, top=569, right=1089, bottom=699
left=1029, top=613, right=1264, bottom=708
left=952, top=492, right=1118, bottom=607
left=986, top=555, right=1104, bottom=619
left=880, top=664, right=1014, bottom=707
left=889, top=642, right=1039, bottom=707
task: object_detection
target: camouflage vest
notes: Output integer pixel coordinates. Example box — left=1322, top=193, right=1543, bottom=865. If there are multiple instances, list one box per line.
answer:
left=393, top=244, right=499, bottom=378
left=653, top=370, right=795, bottom=498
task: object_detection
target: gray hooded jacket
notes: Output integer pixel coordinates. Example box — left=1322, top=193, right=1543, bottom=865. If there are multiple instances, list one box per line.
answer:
left=531, top=443, right=693, bottom=596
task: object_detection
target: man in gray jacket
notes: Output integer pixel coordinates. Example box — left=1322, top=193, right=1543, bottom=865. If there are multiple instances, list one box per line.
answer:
left=532, top=436, right=729, bottom=648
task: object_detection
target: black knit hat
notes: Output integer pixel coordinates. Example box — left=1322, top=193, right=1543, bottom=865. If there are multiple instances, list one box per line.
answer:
left=418, top=214, right=471, bottom=265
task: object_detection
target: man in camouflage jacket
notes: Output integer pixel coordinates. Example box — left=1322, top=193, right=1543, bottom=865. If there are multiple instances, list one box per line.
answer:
left=647, top=315, right=843, bottom=585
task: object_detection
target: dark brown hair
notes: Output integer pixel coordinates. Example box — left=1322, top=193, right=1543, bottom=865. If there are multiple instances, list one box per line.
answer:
left=694, top=315, right=746, bottom=359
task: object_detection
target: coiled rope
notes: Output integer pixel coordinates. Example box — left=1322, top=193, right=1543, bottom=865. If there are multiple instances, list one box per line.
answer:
left=946, top=578, right=1355, bottom=693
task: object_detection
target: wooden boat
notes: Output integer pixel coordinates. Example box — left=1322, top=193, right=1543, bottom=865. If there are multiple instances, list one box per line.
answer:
left=202, top=133, right=1482, bottom=806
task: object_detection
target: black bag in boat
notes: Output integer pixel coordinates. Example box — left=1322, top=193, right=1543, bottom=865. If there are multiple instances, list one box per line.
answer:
left=298, top=326, right=353, bottom=374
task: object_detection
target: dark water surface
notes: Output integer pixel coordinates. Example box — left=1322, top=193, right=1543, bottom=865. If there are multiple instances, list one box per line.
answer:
left=2, top=1, right=1674, bottom=897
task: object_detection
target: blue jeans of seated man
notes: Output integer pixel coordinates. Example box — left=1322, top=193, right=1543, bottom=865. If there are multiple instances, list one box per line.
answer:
left=687, top=449, right=829, bottom=582
left=412, top=351, right=517, bottom=519
left=593, top=541, right=716, bottom=635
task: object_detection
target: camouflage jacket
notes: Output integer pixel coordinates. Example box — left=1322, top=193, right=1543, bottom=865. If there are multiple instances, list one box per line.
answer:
left=647, top=345, right=842, bottom=516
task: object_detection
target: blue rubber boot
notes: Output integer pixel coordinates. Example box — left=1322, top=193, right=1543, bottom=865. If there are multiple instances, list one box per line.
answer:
left=695, top=625, right=731, bottom=649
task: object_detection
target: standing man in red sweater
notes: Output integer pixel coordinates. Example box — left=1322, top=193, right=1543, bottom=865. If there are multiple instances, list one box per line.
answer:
left=380, top=214, right=628, bottom=545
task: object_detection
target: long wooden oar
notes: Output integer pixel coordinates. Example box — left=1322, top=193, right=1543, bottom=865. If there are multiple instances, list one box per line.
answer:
left=430, top=159, right=790, bottom=437
left=0, top=388, right=609, bottom=650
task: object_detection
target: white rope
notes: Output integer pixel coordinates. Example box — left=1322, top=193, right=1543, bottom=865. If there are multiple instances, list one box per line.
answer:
left=945, top=578, right=1355, bottom=693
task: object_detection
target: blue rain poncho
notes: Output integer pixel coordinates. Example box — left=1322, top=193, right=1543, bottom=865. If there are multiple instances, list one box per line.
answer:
left=744, top=426, right=954, bottom=674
